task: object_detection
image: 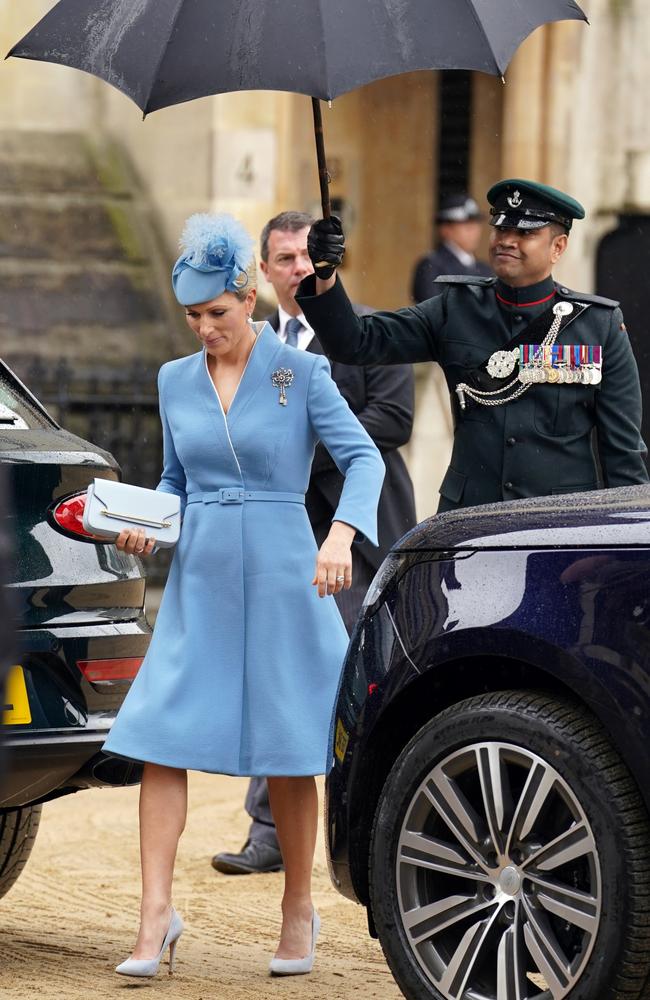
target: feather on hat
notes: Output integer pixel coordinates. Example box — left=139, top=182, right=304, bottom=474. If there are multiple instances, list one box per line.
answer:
left=172, top=213, right=255, bottom=306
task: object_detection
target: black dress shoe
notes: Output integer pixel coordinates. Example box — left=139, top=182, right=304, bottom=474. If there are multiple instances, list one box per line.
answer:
left=211, top=839, right=284, bottom=875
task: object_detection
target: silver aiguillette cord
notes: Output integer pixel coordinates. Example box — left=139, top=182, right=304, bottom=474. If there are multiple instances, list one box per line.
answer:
left=455, top=306, right=567, bottom=411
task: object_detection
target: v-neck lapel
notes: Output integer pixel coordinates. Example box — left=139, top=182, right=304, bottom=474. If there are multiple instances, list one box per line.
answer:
left=203, top=324, right=262, bottom=418
left=195, top=352, right=244, bottom=482
left=226, top=323, right=283, bottom=430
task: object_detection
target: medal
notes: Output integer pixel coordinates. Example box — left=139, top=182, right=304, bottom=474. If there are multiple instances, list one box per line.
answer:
left=486, top=348, right=519, bottom=379
left=592, top=345, right=603, bottom=385
left=574, top=345, right=603, bottom=386
left=454, top=302, right=594, bottom=410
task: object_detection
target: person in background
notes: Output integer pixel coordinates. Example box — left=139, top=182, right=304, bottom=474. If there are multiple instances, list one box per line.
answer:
left=211, top=210, right=417, bottom=878
left=411, top=193, right=492, bottom=303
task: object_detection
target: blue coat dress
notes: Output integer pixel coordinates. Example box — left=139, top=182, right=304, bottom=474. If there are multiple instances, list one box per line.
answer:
left=103, top=323, right=385, bottom=776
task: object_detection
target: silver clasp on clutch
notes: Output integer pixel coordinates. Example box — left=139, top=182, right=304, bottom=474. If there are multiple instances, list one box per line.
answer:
left=101, top=509, right=172, bottom=529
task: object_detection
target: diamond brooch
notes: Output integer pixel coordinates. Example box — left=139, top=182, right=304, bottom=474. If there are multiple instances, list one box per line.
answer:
left=271, top=368, right=294, bottom=406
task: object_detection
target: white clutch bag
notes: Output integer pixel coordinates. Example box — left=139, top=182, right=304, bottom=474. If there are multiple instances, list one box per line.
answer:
left=82, top=478, right=181, bottom=549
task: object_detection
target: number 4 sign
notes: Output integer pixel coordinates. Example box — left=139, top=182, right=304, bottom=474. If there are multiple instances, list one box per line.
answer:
left=213, top=128, right=277, bottom=201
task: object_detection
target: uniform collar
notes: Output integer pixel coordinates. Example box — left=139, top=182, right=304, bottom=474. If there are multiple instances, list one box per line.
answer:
left=495, top=275, right=556, bottom=308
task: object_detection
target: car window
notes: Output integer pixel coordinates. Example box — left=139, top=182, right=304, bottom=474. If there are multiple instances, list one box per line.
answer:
left=0, top=364, right=54, bottom=430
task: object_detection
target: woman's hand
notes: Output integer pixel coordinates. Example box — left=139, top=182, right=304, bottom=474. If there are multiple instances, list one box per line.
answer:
left=312, top=521, right=355, bottom=597
left=115, top=527, right=156, bottom=557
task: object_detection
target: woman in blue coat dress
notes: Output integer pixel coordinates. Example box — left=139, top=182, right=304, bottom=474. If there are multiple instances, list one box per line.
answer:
left=103, top=214, right=385, bottom=979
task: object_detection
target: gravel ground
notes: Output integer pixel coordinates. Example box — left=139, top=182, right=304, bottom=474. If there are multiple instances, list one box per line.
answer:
left=0, top=772, right=403, bottom=1000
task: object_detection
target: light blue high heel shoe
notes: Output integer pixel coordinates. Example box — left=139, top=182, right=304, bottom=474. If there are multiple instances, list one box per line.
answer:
left=269, top=910, right=321, bottom=976
left=115, top=907, right=184, bottom=978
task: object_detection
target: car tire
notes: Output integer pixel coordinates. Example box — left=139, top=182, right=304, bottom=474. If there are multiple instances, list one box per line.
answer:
left=369, top=690, right=650, bottom=1000
left=0, top=804, right=42, bottom=900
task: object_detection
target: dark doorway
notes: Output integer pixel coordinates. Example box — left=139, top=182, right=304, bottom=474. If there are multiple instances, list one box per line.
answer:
left=596, top=216, right=650, bottom=462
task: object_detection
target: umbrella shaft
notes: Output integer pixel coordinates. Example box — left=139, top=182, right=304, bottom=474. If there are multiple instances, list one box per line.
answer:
left=311, top=98, right=331, bottom=219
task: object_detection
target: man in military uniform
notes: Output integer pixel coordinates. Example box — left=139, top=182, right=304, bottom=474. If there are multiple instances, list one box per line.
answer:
left=411, top=192, right=492, bottom=303
left=297, top=179, right=648, bottom=510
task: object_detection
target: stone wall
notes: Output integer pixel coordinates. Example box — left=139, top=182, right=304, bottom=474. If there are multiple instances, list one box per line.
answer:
left=0, top=1, right=99, bottom=132
left=0, top=130, right=186, bottom=378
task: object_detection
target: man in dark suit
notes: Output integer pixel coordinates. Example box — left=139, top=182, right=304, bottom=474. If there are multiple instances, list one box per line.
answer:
left=411, top=193, right=492, bottom=303
left=211, top=211, right=417, bottom=875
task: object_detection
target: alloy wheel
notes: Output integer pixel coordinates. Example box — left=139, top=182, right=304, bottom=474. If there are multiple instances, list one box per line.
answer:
left=396, top=741, right=601, bottom=999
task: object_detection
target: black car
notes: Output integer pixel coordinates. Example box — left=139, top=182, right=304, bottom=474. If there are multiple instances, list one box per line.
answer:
left=326, top=484, right=650, bottom=1000
left=0, top=360, right=150, bottom=899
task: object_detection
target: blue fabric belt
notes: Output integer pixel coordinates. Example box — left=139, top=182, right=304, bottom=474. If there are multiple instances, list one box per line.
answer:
left=186, top=489, right=305, bottom=506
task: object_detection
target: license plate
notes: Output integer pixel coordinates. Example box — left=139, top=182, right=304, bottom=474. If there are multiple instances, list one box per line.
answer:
left=2, top=665, right=32, bottom=725
left=334, top=718, right=349, bottom=764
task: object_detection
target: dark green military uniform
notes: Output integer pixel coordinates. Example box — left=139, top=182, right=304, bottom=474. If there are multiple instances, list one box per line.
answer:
left=296, top=270, right=648, bottom=511
left=299, top=178, right=648, bottom=510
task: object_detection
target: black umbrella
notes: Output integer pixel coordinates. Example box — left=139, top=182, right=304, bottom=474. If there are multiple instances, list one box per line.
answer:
left=8, top=0, right=587, bottom=216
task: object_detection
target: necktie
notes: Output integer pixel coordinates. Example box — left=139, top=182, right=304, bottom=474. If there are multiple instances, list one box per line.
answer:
left=285, top=317, right=303, bottom=348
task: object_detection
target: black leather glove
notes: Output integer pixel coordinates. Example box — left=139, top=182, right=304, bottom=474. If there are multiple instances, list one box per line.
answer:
left=307, top=216, right=345, bottom=280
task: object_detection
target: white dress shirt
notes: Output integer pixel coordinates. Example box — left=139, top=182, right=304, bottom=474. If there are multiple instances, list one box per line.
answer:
left=276, top=305, right=315, bottom=351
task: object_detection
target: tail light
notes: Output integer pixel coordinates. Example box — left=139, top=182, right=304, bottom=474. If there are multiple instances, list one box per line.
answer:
left=78, top=657, right=144, bottom=686
left=49, top=491, right=106, bottom=543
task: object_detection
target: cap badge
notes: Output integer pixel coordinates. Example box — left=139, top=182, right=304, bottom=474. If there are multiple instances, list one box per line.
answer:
left=507, top=190, right=523, bottom=209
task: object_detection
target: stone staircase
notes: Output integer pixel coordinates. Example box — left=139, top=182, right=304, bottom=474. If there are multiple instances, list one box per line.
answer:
left=0, top=130, right=185, bottom=381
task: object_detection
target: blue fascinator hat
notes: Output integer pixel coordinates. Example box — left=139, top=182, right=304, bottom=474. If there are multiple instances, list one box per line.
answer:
left=172, top=213, right=255, bottom=306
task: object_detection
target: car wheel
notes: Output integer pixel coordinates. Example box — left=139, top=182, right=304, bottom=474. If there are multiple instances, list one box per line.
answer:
left=369, top=691, right=650, bottom=1000
left=0, top=804, right=42, bottom=900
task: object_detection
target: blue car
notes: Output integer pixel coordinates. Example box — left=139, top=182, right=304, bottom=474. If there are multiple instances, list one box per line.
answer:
left=326, top=484, right=650, bottom=1000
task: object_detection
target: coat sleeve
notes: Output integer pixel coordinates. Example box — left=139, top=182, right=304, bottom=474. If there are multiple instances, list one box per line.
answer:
left=595, top=308, right=649, bottom=487
left=297, top=274, right=443, bottom=366
left=307, top=356, right=385, bottom=546
left=311, top=362, right=415, bottom=476
left=156, top=367, right=188, bottom=514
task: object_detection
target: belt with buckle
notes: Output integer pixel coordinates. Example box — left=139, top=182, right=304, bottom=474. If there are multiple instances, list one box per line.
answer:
left=186, top=489, right=305, bottom=506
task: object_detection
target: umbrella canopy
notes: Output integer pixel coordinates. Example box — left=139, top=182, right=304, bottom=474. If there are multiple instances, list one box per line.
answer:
left=8, top=0, right=588, bottom=214
left=9, top=0, right=587, bottom=112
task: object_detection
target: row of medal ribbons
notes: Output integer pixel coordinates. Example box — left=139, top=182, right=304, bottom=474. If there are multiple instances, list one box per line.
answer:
left=518, top=344, right=603, bottom=385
